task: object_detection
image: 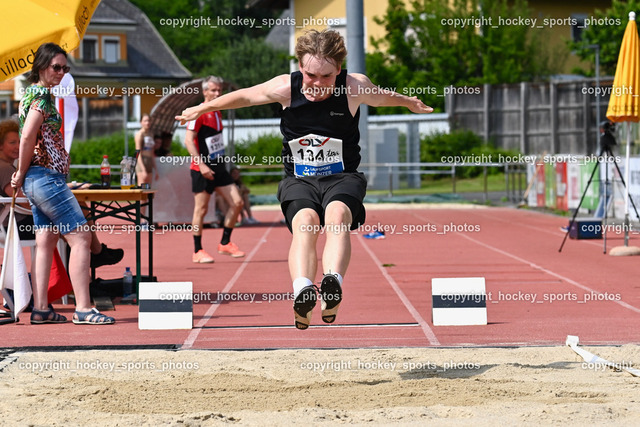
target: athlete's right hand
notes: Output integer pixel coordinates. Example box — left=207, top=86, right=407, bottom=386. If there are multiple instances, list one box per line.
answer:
left=175, top=106, right=201, bottom=125
left=200, top=164, right=215, bottom=181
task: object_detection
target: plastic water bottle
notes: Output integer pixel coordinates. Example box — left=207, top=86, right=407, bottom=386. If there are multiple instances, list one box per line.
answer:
left=119, top=156, right=126, bottom=188
left=128, top=156, right=137, bottom=188
left=120, top=156, right=132, bottom=189
left=123, top=267, right=133, bottom=296
left=100, top=155, right=111, bottom=188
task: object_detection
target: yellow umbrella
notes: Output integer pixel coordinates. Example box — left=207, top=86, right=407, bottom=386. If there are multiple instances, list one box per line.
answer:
left=0, top=0, right=101, bottom=82
left=607, top=11, right=640, bottom=121
left=606, top=11, right=640, bottom=254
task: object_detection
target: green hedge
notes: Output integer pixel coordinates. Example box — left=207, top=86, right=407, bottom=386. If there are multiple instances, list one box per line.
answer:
left=420, top=130, right=520, bottom=179
left=68, top=129, right=516, bottom=184
left=68, top=132, right=188, bottom=183
left=234, top=133, right=283, bottom=184
left=233, top=130, right=516, bottom=182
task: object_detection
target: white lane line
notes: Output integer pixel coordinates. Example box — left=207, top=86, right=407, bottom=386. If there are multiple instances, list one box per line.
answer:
left=182, top=215, right=278, bottom=349
left=457, top=232, right=640, bottom=315
left=410, top=210, right=640, bottom=315
left=357, top=237, right=441, bottom=345
left=199, top=323, right=420, bottom=330
left=471, top=209, right=610, bottom=249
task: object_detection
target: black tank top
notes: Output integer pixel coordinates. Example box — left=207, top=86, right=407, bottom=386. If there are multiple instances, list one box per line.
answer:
left=280, top=70, right=360, bottom=177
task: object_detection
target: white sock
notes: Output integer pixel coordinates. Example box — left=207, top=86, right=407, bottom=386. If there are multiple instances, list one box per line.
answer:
left=326, top=271, right=343, bottom=286
left=293, top=277, right=314, bottom=298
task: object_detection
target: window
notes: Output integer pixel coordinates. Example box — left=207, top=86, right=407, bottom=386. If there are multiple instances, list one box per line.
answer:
left=572, top=14, right=588, bottom=42
left=103, top=38, right=120, bottom=64
left=82, top=38, right=97, bottom=63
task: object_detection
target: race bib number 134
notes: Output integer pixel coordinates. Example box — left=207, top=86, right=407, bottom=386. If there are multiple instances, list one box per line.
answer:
left=288, top=134, right=344, bottom=177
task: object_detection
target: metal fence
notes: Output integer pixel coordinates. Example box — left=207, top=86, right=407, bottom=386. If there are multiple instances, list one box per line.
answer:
left=448, top=78, right=618, bottom=155
left=71, top=161, right=527, bottom=204
left=360, top=162, right=526, bottom=202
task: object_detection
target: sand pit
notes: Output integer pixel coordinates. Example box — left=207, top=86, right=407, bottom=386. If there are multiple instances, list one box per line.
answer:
left=1, top=345, right=639, bottom=425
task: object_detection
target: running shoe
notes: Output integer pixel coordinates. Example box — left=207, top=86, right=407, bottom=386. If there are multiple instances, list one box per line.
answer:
left=363, top=230, right=386, bottom=239
left=293, top=286, right=317, bottom=330
left=320, top=273, right=342, bottom=323
left=218, top=242, right=245, bottom=258
left=192, top=249, right=215, bottom=264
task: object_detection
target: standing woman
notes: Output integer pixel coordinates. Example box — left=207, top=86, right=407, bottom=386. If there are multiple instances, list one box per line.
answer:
left=134, top=113, right=158, bottom=187
left=11, top=43, right=114, bottom=325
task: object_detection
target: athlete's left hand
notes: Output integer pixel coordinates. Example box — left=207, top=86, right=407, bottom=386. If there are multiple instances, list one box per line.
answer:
left=407, top=96, right=433, bottom=114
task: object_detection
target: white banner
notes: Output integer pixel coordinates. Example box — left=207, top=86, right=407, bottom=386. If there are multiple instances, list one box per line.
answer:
left=52, top=73, right=79, bottom=153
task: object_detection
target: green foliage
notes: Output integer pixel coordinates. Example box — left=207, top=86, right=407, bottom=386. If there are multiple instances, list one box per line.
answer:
left=130, top=0, right=278, bottom=72
left=480, top=0, right=551, bottom=83
left=69, top=132, right=189, bottom=182
left=68, top=132, right=136, bottom=183
left=203, top=36, right=289, bottom=119
left=234, top=133, right=283, bottom=184
left=130, top=0, right=289, bottom=119
left=169, top=140, right=189, bottom=156
left=69, top=130, right=515, bottom=186
left=420, top=130, right=518, bottom=178
left=367, top=0, right=560, bottom=113
left=567, top=0, right=640, bottom=76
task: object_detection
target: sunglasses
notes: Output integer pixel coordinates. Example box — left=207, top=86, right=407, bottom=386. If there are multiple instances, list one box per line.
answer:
left=50, top=64, right=70, bottom=73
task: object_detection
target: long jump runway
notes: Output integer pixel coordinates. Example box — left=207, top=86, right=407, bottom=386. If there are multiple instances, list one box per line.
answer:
left=180, top=205, right=640, bottom=349
left=2, top=204, right=639, bottom=349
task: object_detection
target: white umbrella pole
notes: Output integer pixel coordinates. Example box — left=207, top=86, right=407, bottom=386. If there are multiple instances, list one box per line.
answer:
left=624, top=122, right=632, bottom=246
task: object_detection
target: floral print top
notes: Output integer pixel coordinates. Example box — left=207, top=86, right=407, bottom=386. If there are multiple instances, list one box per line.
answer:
left=18, top=84, right=69, bottom=175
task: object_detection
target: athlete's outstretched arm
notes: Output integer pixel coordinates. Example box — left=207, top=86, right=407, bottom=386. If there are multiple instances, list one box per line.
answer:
left=176, top=74, right=290, bottom=124
left=348, top=73, right=433, bottom=114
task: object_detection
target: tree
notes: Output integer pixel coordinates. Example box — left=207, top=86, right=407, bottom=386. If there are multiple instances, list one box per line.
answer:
left=202, top=36, right=289, bottom=119
left=366, top=0, right=560, bottom=114
left=568, top=0, right=640, bottom=76
left=130, top=0, right=289, bottom=119
left=131, top=0, right=278, bottom=72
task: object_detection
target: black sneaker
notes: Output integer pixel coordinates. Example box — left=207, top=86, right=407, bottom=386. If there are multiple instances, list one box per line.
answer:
left=320, top=274, right=342, bottom=323
left=90, top=244, right=124, bottom=268
left=293, top=286, right=317, bottom=330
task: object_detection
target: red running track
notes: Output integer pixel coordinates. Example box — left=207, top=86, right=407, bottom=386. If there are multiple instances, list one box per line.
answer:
left=2, top=205, right=639, bottom=349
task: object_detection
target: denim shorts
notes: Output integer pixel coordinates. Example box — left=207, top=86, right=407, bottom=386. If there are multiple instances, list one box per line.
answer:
left=23, top=166, right=87, bottom=235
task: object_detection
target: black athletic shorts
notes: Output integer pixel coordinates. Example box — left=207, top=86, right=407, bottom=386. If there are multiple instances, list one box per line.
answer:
left=191, top=163, right=234, bottom=194
left=278, top=172, right=367, bottom=233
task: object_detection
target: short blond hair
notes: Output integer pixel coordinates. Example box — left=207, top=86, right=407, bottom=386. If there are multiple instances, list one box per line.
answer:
left=295, top=29, right=347, bottom=69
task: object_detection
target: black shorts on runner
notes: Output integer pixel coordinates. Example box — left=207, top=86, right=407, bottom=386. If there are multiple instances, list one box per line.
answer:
left=278, top=172, right=367, bottom=233
left=191, top=163, right=234, bottom=194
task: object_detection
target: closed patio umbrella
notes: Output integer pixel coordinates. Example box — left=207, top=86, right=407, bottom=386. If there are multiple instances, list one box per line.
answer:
left=605, top=11, right=640, bottom=256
